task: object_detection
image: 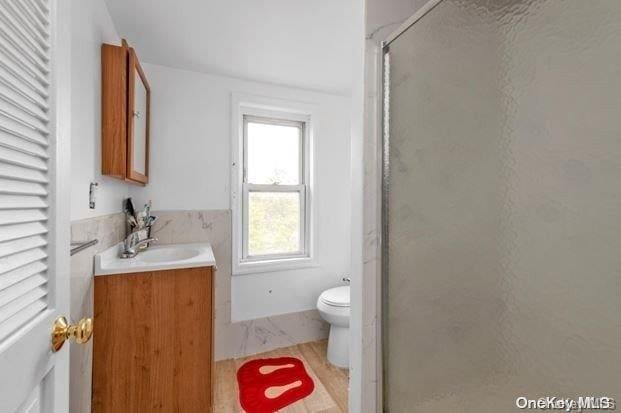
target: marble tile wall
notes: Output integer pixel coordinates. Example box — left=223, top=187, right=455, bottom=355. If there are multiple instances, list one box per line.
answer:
left=150, top=210, right=329, bottom=360
left=69, top=213, right=125, bottom=413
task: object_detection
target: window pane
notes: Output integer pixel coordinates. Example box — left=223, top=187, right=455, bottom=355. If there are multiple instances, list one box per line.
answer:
left=247, top=120, right=301, bottom=185
left=248, top=192, right=301, bottom=256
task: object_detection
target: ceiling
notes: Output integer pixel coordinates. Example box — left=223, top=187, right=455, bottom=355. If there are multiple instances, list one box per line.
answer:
left=104, top=0, right=358, bottom=95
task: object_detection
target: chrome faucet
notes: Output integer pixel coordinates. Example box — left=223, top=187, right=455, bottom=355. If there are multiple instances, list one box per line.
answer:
left=120, top=232, right=157, bottom=259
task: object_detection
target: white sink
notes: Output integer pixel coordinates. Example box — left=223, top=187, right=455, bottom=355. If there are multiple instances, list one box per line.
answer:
left=94, top=242, right=216, bottom=276
left=138, top=246, right=201, bottom=263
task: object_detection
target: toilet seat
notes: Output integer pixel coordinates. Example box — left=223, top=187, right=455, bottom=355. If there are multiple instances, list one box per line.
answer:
left=319, top=286, right=350, bottom=308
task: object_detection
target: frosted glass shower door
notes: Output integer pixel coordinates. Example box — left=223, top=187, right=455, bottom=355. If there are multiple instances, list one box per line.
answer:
left=383, top=1, right=621, bottom=411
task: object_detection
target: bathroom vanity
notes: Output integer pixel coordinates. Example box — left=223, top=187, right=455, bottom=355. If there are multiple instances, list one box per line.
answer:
left=92, top=244, right=216, bottom=412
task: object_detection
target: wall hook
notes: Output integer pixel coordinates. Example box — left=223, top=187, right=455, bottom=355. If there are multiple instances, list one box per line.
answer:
left=89, top=182, right=99, bottom=209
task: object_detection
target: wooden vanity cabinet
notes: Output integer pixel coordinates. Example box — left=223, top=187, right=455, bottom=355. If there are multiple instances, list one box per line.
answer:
left=101, top=39, right=150, bottom=185
left=92, top=267, right=214, bottom=412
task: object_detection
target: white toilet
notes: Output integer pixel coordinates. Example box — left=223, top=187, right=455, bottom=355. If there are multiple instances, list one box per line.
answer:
left=317, top=285, right=350, bottom=368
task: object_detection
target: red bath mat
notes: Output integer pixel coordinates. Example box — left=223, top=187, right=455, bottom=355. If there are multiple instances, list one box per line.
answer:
left=237, top=356, right=314, bottom=412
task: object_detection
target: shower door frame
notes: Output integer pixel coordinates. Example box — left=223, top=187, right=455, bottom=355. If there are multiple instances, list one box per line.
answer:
left=379, top=0, right=446, bottom=409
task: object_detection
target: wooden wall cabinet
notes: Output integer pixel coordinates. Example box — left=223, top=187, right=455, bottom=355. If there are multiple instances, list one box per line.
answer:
left=92, top=267, right=214, bottom=412
left=102, top=39, right=150, bottom=185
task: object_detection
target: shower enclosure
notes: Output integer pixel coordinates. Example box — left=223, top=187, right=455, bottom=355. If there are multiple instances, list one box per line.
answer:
left=382, top=0, right=621, bottom=411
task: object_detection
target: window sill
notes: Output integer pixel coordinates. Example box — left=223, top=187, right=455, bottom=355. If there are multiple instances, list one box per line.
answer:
left=233, top=256, right=319, bottom=275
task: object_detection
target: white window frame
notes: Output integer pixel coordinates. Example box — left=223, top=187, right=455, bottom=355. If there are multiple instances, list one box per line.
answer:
left=231, top=93, right=317, bottom=275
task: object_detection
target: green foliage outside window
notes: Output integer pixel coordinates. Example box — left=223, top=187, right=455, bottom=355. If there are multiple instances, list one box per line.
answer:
left=248, top=192, right=300, bottom=256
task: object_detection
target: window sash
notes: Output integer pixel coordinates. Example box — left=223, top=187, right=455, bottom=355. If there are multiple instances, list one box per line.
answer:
left=242, top=115, right=305, bottom=185
left=241, top=183, right=307, bottom=261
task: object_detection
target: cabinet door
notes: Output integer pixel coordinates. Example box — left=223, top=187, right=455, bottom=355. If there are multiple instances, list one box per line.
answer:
left=93, top=267, right=214, bottom=412
left=127, top=48, right=150, bottom=184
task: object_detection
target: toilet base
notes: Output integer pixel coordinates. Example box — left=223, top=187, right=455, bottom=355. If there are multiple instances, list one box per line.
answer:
left=327, top=325, right=349, bottom=368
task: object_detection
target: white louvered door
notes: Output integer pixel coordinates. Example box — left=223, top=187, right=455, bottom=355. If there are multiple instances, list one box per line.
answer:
left=0, top=0, right=70, bottom=411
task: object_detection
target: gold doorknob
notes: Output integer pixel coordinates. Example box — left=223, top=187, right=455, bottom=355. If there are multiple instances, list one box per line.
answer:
left=51, top=316, right=93, bottom=352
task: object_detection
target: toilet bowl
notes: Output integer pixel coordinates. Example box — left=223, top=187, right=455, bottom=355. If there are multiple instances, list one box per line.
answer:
left=317, top=286, right=350, bottom=368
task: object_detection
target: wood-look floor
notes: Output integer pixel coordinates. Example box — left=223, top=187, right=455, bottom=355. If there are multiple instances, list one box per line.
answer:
left=214, top=340, right=349, bottom=412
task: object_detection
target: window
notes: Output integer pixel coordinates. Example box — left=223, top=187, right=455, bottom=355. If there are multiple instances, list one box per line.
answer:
left=232, top=96, right=315, bottom=274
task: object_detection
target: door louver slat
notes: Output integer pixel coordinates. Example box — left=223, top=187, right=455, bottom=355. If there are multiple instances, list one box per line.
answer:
left=0, top=298, right=46, bottom=340
left=0, top=164, right=48, bottom=183
left=0, top=3, right=49, bottom=66
left=0, top=105, right=48, bottom=137
left=0, top=132, right=48, bottom=158
left=0, top=235, right=46, bottom=259
left=4, top=0, right=50, bottom=50
left=28, top=0, right=49, bottom=26
left=0, top=195, right=47, bottom=209
left=0, top=248, right=47, bottom=275
left=0, top=178, right=47, bottom=195
left=0, top=261, right=46, bottom=291
left=0, top=0, right=50, bottom=343
left=0, top=209, right=47, bottom=226
left=10, top=0, right=49, bottom=39
left=0, top=29, right=48, bottom=86
left=0, top=65, right=48, bottom=108
left=0, top=274, right=46, bottom=308
left=0, top=42, right=48, bottom=97
left=0, top=285, right=46, bottom=324
left=0, top=222, right=47, bottom=243
left=0, top=146, right=48, bottom=170
left=0, top=97, right=48, bottom=131
left=0, top=82, right=48, bottom=123
left=0, top=112, right=49, bottom=143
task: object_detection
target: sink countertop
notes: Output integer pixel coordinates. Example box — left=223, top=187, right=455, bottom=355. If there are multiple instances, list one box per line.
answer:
left=94, top=242, right=216, bottom=276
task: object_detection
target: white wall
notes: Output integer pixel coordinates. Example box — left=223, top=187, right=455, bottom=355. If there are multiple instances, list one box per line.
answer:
left=129, top=63, right=352, bottom=319
left=70, top=0, right=129, bottom=221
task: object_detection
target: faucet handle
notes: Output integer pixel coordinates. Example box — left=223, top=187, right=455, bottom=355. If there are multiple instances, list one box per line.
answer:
left=124, top=231, right=138, bottom=245
left=342, top=276, right=351, bottom=284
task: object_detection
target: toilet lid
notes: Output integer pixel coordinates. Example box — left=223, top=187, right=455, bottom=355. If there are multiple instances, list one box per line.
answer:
left=320, top=286, right=350, bottom=307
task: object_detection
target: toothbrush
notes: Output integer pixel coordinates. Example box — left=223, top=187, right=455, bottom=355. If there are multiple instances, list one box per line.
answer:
left=144, top=201, right=152, bottom=227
